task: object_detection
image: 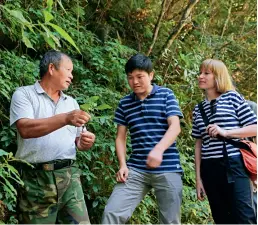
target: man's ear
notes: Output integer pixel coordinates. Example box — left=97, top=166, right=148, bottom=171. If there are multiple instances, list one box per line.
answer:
left=149, top=71, right=154, bottom=81
left=48, top=63, right=55, bottom=76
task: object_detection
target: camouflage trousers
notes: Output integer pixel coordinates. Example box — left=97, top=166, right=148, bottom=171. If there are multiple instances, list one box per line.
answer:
left=18, top=165, right=90, bottom=224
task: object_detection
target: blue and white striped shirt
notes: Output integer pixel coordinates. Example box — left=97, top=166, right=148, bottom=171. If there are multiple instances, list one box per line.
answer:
left=192, top=91, right=257, bottom=159
left=114, top=84, right=183, bottom=173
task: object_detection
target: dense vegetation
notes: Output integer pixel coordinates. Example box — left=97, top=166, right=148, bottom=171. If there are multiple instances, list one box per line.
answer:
left=0, top=0, right=256, bottom=223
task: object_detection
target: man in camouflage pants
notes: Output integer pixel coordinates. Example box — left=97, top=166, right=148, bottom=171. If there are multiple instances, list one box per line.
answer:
left=10, top=50, right=95, bottom=224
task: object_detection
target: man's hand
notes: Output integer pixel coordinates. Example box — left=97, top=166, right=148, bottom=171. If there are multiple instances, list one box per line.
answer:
left=77, top=131, right=95, bottom=150
left=66, top=110, right=91, bottom=127
left=116, top=166, right=129, bottom=183
left=146, top=149, right=163, bottom=168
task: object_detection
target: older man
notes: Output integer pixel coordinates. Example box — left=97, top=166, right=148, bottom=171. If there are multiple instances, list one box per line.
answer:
left=10, top=50, right=95, bottom=224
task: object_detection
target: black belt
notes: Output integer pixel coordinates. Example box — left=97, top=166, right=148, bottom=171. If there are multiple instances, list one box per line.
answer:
left=30, top=159, right=74, bottom=171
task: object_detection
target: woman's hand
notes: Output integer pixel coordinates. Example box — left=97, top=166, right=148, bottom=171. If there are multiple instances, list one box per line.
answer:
left=196, top=179, right=206, bottom=201
left=206, top=124, right=228, bottom=138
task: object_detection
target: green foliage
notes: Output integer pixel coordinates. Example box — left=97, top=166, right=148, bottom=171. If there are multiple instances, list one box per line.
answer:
left=0, top=0, right=256, bottom=223
left=0, top=50, right=38, bottom=125
left=129, top=190, right=159, bottom=224
left=181, top=186, right=213, bottom=224
left=0, top=0, right=80, bottom=52
left=0, top=150, right=24, bottom=224
left=0, top=126, right=16, bottom=151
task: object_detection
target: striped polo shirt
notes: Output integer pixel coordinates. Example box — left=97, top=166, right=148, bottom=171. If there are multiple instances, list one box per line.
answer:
left=114, top=84, right=183, bottom=173
left=192, top=91, right=257, bottom=159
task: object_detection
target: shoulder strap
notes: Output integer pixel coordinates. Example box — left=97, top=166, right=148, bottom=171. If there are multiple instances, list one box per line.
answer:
left=198, top=102, right=234, bottom=182
left=198, top=102, right=209, bottom=126
left=225, top=138, right=252, bottom=152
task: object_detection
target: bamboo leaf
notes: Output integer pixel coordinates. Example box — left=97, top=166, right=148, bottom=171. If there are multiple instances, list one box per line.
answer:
left=57, top=0, right=67, bottom=14
left=48, top=23, right=81, bottom=53
left=1, top=177, right=17, bottom=196
left=25, top=24, right=35, bottom=34
left=7, top=9, right=30, bottom=25
left=43, top=10, right=54, bottom=23
left=40, top=23, right=61, bottom=47
left=43, top=35, right=56, bottom=49
left=22, top=33, right=35, bottom=50
left=47, top=0, right=53, bottom=12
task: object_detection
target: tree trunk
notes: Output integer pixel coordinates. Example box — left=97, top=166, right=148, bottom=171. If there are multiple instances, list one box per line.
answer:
left=158, top=0, right=199, bottom=59
left=146, top=0, right=168, bottom=56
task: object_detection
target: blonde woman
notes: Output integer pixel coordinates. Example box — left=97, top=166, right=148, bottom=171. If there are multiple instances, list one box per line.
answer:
left=192, top=59, right=257, bottom=224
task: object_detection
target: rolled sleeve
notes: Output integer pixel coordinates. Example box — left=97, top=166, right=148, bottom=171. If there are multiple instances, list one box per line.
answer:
left=114, top=102, right=127, bottom=126
left=236, top=98, right=257, bottom=127
left=10, top=88, right=34, bottom=127
left=166, top=90, right=183, bottom=119
left=191, top=106, right=202, bottom=138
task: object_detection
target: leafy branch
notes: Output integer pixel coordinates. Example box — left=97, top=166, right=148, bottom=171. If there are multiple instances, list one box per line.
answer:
left=0, top=0, right=81, bottom=53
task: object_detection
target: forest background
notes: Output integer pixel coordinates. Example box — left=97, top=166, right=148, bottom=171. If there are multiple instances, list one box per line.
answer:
left=0, top=0, right=256, bottom=224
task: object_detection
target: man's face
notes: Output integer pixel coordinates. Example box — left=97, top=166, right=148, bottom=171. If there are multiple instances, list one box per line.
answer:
left=127, top=69, right=153, bottom=97
left=51, top=56, right=73, bottom=90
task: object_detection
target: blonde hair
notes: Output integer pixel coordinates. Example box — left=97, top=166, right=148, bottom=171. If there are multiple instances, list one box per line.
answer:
left=200, top=59, right=234, bottom=93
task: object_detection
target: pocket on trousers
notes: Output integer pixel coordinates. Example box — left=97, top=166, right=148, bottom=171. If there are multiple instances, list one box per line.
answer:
left=19, top=170, right=58, bottom=218
left=20, top=171, right=41, bottom=204
left=71, top=168, right=84, bottom=201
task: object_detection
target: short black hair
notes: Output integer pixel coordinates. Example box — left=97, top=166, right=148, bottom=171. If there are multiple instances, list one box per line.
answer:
left=125, top=53, right=153, bottom=75
left=39, top=50, right=70, bottom=79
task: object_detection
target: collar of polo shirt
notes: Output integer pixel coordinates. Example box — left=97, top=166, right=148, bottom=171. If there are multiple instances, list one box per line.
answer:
left=34, top=81, right=67, bottom=100
left=130, top=83, right=160, bottom=101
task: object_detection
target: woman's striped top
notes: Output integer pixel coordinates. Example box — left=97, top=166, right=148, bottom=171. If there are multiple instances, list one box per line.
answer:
left=192, top=91, right=257, bottom=159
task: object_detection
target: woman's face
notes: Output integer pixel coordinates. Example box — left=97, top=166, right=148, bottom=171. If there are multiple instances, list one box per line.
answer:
left=198, top=67, right=216, bottom=91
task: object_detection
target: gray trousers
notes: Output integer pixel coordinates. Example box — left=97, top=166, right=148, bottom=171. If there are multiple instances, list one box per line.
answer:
left=102, top=169, right=182, bottom=224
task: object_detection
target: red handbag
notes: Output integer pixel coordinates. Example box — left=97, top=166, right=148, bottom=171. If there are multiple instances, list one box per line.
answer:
left=239, top=140, right=257, bottom=181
